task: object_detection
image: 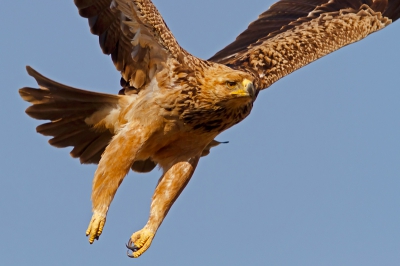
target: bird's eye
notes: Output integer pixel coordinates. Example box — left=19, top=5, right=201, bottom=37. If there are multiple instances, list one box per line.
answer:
left=226, top=81, right=237, bottom=89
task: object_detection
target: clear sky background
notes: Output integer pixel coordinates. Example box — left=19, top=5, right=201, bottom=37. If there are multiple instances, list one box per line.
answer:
left=1, top=0, right=400, bottom=265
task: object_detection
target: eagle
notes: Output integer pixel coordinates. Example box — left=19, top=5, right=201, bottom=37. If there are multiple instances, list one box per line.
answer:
left=19, top=0, right=400, bottom=258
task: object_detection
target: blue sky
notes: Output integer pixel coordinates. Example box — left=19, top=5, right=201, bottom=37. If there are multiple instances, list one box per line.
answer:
left=1, top=0, right=400, bottom=265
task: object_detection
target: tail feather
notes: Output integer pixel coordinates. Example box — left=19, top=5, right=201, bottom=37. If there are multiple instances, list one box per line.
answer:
left=36, top=117, right=87, bottom=136
left=48, top=128, right=94, bottom=148
left=24, top=101, right=106, bottom=121
left=69, top=131, right=112, bottom=164
left=78, top=132, right=114, bottom=164
left=19, top=66, right=120, bottom=164
left=24, top=66, right=120, bottom=103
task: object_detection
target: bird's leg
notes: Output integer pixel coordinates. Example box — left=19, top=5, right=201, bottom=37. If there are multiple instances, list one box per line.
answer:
left=126, top=156, right=200, bottom=258
left=86, top=124, right=148, bottom=244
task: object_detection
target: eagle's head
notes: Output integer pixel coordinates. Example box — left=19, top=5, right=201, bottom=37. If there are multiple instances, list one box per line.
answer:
left=199, top=63, right=257, bottom=107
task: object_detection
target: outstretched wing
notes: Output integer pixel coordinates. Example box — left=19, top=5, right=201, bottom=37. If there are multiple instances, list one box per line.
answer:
left=74, top=0, right=185, bottom=93
left=209, top=0, right=400, bottom=90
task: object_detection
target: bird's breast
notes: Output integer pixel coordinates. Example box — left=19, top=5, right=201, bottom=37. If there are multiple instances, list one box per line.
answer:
left=180, top=100, right=254, bottom=133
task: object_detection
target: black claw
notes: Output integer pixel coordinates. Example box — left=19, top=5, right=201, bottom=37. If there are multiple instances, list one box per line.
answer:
left=127, top=249, right=135, bottom=258
left=126, top=238, right=139, bottom=252
left=126, top=238, right=140, bottom=258
left=95, top=235, right=99, bottom=241
left=125, top=243, right=134, bottom=251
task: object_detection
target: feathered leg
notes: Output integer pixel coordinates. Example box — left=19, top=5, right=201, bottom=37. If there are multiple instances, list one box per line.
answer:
left=86, top=123, right=151, bottom=243
left=126, top=156, right=200, bottom=258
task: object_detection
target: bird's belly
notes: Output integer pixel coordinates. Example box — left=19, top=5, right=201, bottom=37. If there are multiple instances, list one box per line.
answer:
left=138, top=124, right=216, bottom=167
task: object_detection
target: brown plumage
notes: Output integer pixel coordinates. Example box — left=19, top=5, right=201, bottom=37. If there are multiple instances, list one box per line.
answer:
left=19, top=0, right=400, bottom=258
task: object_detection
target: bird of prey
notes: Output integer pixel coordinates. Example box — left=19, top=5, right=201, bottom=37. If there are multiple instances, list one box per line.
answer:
left=19, top=0, right=400, bottom=258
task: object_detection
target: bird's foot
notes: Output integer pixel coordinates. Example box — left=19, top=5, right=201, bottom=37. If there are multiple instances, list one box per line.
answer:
left=86, top=212, right=106, bottom=244
left=126, top=228, right=155, bottom=258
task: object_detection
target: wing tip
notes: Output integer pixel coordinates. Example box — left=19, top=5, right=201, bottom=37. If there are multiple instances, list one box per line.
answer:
left=26, top=65, right=36, bottom=76
left=25, top=65, right=46, bottom=84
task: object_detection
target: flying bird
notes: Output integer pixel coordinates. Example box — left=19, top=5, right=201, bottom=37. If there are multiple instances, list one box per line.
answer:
left=19, top=0, right=400, bottom=258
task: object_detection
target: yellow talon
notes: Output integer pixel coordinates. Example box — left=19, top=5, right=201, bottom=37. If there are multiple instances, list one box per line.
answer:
left=126, top=228, right=155, bottom=258
left=86, top=213, right=106, bottom=244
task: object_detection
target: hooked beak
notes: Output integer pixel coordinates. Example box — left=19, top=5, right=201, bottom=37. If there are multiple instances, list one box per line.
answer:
left=230, top=79, right=256, bottom=99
